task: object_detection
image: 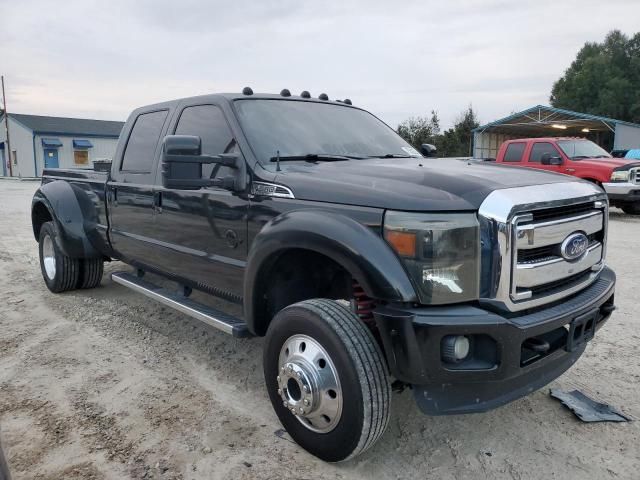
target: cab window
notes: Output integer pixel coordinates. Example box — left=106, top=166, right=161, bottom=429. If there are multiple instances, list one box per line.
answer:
left=121, top=110, right=168, bottom=173
left=174, top=105, right=237, bottom=180
left=529, top=142, right=561, bottom=163
left=503, top=142, right=526, bottom=162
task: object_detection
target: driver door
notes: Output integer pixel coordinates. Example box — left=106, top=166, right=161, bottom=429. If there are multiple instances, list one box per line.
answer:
left=151, top=104, right=248, bottom=300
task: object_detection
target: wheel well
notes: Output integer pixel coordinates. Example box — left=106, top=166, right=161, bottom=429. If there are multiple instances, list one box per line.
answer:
left=583, top=178, right=602, bottom=187
left=252, top=249, right=354, bottom=336
left=32, top=202, right=53, bottom=241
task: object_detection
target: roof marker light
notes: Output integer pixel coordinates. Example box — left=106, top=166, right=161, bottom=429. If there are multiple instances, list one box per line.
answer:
left=343, top=99, right=352, bottom=105
left=280, top=89, right=291, bottom=97
left=551, top=124, right=567, bottom=129
left=242, top=87, right=253, bottom=95
left=318, top=93, right=329, bottom=101
left=581, top=128, right=590, bottom=133
left=300, top=91, right=311, bottom=98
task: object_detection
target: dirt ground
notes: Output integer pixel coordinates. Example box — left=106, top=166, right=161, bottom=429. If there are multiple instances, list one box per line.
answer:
left=0, top=179, right=638, bottom=480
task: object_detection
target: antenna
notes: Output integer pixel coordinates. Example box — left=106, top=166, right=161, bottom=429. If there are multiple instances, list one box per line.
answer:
left=276, top=150, right=281, bottom=172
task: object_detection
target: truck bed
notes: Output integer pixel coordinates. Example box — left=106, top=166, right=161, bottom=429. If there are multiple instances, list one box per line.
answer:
left=42, top=167, right=108, bottom=184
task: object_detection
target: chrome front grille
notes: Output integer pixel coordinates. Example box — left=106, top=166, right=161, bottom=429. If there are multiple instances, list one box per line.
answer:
left=631, top=167, right=640, bottom=185
left=512, top=210, right=604, bottom=301
left=478, top=182, right=608, bottom=312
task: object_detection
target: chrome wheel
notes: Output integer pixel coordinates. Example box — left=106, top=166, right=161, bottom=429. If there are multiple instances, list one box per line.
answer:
left=42, top=234, right=56, bottom=280
left=277, top=334, right=343, bottom=433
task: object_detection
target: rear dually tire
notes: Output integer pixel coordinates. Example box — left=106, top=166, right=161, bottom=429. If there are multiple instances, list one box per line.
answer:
left=38, top=221, right=79, bottom=293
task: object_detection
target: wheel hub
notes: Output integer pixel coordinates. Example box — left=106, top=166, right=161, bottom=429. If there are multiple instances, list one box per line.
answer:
left=42, top=234, right=56, bottom=280
left=277, top=334, right=342, bottom=433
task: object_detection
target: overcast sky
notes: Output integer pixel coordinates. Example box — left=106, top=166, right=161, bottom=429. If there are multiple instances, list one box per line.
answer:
left=1, top=0, right=639, bottom=129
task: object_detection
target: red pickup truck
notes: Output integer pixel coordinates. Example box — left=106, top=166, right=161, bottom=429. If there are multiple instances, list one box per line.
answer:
left=495, top=137, right=640, bottom=214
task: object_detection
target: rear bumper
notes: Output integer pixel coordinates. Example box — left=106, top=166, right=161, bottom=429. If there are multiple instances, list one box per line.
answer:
left=602, top=182, right=640, bottom=203
left=373, top=267, right=616, bottom=415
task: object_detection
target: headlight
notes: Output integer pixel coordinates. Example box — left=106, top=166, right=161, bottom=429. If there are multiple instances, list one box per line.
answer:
left=383, top=211, right=480, bottom=304
left=610, top=170, right=629, bottom=182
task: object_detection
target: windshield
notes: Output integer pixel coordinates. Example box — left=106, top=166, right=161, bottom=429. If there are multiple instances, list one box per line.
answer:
left=234, top=99, right=421, bottom=164
left=556, top=140, right=611, bottom=160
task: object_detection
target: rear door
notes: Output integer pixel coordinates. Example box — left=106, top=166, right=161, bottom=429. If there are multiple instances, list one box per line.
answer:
left=108, top=109, right=170, bottom=267
left=151, top=103, right=248, bottom=300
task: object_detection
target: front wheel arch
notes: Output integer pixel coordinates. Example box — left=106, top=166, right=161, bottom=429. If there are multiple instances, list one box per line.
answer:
left=244, top=210, right=417, bottom=336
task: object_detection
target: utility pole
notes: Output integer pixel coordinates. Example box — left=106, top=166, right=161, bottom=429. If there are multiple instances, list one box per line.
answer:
left=1, top=75, right=13, bottom=177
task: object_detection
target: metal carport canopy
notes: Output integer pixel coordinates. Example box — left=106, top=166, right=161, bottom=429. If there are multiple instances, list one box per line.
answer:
left=472, top=105, right=640, bottom=158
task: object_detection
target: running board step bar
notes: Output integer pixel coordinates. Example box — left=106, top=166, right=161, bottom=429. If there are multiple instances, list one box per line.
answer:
left=111, top=271, right=251, bottom=338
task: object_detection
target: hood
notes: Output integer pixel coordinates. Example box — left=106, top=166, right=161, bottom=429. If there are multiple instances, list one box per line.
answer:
left=570, top=158, right=640, bottom=171
left=273, top=158, right=581, bottom=211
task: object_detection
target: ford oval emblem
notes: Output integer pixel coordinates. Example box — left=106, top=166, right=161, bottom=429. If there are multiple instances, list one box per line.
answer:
left=561, top=232, right=589, bottom=261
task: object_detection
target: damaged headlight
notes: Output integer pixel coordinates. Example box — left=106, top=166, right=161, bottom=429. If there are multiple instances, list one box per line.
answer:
left=383, top=211, right=480, bottom=304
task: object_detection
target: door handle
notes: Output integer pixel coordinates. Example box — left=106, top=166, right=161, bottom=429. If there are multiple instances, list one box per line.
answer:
left=154, top=191, right=163, bottom=214
left=111, top=187, right=118, bottom=206
left=565, top=168, right=576, bottom=173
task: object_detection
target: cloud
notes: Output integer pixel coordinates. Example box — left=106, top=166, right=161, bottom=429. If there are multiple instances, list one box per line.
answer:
left=1, top=0, right=639, bottom=128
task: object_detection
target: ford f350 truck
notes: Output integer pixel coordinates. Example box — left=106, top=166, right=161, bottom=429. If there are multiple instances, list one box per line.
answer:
left=494, top=137, right=640, bottom=214
left=31, top=89, right=616, bottom=462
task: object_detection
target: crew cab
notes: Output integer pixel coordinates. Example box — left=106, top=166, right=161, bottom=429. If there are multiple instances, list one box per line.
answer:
left=495, top=137, right=640, bottom=214
left=31, top=90, right=616, bottom=462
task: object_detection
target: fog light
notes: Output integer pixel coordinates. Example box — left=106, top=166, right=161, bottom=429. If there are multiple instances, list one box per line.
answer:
left=441, top=335, right=470, bottom=363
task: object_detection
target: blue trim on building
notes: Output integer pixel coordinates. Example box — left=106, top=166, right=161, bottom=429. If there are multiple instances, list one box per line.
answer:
left=73, top=139, right=94, bottom=148
left=41, top=138, right=63, bottom=147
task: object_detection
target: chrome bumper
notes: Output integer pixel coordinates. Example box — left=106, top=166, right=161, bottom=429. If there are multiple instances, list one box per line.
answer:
left=602, top=182, right=639, bottom=196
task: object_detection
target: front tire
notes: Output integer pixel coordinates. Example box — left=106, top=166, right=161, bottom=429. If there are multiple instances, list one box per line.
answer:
left=38, top=221, right=79, bottom=293
left=263, top=299, right=391, bottom=462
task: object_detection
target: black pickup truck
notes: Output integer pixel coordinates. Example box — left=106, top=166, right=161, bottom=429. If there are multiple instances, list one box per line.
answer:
left=31, top=89, right=616, bottom=462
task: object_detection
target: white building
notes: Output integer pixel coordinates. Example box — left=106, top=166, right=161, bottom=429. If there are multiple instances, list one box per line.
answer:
left=0, top=113, right=123, bottom=177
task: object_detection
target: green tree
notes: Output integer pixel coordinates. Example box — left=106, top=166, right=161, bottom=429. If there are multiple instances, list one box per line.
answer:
left=550, top=30, right=640, bottom=123
left=397, top=106, right=479, bottom=157
left=435, top=106, right=480, bottom=157
left=397, top=110, right=440, bottom=149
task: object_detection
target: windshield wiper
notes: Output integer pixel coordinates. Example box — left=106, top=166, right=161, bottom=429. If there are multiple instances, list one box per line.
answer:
left=368, top=153, right=414, bottom=159
left=571, top=155, right=590, bottom=159
left=269, top=153, right=363, bottom=163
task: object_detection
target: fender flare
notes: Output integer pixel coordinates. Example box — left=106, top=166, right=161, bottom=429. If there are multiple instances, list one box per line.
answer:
left=31, top=180, right=105, bottom=259
left=244, top=209, right=417, bottom=335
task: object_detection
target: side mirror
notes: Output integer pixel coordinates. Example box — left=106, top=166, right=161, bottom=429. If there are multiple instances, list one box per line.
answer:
left=161, top=135, right=240, bottom=190
left=420, top=143, right=437, bottom=157
left=540, top=152, right=563, bottom=165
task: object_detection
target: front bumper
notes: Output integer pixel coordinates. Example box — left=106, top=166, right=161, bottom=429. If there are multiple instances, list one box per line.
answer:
left=602, top=182, right=640, bottom=203
left=373, top=267, right=616, bottom=415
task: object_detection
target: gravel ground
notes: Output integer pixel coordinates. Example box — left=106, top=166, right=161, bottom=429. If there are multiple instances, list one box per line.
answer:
left=0, top=179, right=639, bottom=480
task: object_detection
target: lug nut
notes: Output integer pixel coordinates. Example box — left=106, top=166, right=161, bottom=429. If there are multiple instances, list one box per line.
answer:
left=283, top=401, right=287, bottom=407
left=281, top=367, right=285, bottom=374
left=276, top=375, right=280, bottom=382
left=303, top=399, right=310, bottom=406
left=299, top=407, right=304, bottom=413
left=303, top=385, right=309, bottom=393
left=296, top=371, right=301, bottom=378
left=277, top=389, right=282, bottom=395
